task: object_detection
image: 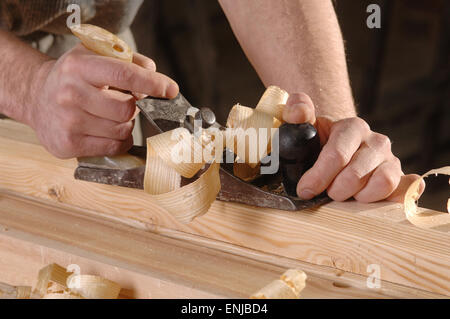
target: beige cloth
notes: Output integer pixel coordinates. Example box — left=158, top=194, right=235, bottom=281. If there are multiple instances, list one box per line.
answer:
left=1, top=0, right=143, bottom=36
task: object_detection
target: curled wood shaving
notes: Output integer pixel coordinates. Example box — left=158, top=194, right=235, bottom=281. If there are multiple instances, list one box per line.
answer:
left=143, top=127, right=221, bottom=223
left=144, top=147, right=181, bottom=195
left=251, top=269, right=307, bottom=299
left=16, top=286, right=32, bottom=299
left=226, top=105, right=281, bottom=167
left=226, top=86, right=287, bottom=168
left=147, top=128, right=205, bottom=178
left=67, top=275, right=121, bottom=299
left=145, top=159, right=221, bottom=224
left=404, top=166, right=450, bottom=231
left=280, top=269, right=307, bottom=296
left=142, top=86, right=288, bottom=223
left=0, top=283, right=35, bottom=299
left=251, top=280, right=298, bottom=299
left=1, top=263, right=122, bottom=299
left=34, top=263, right=72, bottom=297
left=256, top=85, right=289, bottom=120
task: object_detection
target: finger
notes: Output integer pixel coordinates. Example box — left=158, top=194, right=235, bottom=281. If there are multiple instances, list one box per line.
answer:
left=81, top=87, right=138, bottom=123
left=133, top=52, right=156, bottom=72
left=296, top=118, right=370, bottom=200
left=386, top=174, right=426, bottom=203
left=353, top=159, right=403, bottom=202
left=77, top=113, right=135, bottom=141
left=327, top=132, right=392, bottom=201
left=282, top=93, right=316, bottom=125
left=326, top=143, right=387, bottom=201
left=78, top=135, right=134, bottom=157
left=80, top=55, right=179, bottom=98
left=132, top=53, right=157, bottom=100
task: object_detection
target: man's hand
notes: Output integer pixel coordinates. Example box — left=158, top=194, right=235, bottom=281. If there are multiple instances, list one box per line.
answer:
left=283, top=93, right=425, bottom=203
left=27, top=44, right=179, bottom=159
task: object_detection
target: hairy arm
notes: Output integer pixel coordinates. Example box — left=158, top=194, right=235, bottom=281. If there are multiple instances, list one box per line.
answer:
left=0, top=30, right=50, bottom=125
left=219, top=0, right=355, bottom=120
left=219, top=0, right=424, bottom=203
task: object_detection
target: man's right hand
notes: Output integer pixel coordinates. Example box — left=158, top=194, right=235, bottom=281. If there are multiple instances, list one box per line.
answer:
left=27, top=44, right=179, bottom=159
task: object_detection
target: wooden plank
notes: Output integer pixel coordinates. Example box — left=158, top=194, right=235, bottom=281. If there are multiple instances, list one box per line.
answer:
left=0, top=192, right=443, bottom=299
left=0, top=232, right=222, bottom=299
left=0, top=119, right=449, bottom=295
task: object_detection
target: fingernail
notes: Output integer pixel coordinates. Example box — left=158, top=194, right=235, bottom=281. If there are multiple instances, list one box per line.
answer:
left=166, top=81, right=179, bottom=98
left=282, top=103, right=295, bottom=121
left=287, top=93, right=300, bottom=105
left=298, top=188, right=315, bottom=200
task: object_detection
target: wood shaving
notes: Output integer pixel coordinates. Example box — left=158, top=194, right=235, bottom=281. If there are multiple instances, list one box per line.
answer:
left=404, top=166, right=450, bottom=231
left=251, top=269, right=307, bottom=299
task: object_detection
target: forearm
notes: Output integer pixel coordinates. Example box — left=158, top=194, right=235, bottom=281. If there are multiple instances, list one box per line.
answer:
left=0, top=30, right=51, bottom=125
left=219, top=0, right=356, bottom=120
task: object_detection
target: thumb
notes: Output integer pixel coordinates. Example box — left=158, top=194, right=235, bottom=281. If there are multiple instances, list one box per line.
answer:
left=282, top=93, right=316, bottom=125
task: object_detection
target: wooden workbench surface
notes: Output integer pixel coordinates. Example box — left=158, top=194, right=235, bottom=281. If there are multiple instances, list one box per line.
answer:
left=0, top=119, right=449, bottom=298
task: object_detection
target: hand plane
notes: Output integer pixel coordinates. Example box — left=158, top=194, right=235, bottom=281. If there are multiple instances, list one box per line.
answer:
left=75, top=94, right=330, bottom=211
left=70, top=24, right=329, bottom=211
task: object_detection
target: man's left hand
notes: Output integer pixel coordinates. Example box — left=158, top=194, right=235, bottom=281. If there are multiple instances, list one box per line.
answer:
left=282, top=93, right=425, bottom=203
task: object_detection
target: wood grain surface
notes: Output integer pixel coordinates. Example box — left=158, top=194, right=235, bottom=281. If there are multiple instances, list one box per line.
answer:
left=0, top=192, right=443, bottom=299
left=0, top=119, right=449, bottom=296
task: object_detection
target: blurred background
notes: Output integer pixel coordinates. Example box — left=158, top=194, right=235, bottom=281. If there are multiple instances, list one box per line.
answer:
left=131, top=0, right=450, bottom=210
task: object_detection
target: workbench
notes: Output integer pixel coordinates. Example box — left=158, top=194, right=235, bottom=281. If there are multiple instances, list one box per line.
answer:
left=0, top=119, right=448, bottom=298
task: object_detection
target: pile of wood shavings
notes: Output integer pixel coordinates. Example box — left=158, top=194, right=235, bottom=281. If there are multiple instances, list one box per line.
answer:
left=0, top=263, right=121, bottom=299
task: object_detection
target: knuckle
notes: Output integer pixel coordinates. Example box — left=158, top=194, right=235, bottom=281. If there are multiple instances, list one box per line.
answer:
left=121, top=98, right=137, bottom=121
left=370, top=133, right=391, bottom=151
left=145, top=58, right=157, bottom=71
left=111, top=66, right=134, bottom=85
left=392, top=156, right=401, bottom=168
left=349, top=117, right=370, bottom=132
left=377, top=169, right=399, bottom=192
left=327, top=185, right=351, bottom=202
left=116, top=122, right=133, bottom=140
left=60, top=54, right=79, bottom=74
left=56, top=85, right=79, bottom=106
left=105, top=140, right=123, bottom=156
left=116, top=103, right=135, bottom=122
left=345, top=166, right=365, bottom=182
left=324, top=147, right=350, bottom=167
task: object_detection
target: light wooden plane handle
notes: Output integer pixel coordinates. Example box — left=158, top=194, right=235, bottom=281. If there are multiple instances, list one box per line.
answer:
left=70, top=24, right=133, bottom=62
